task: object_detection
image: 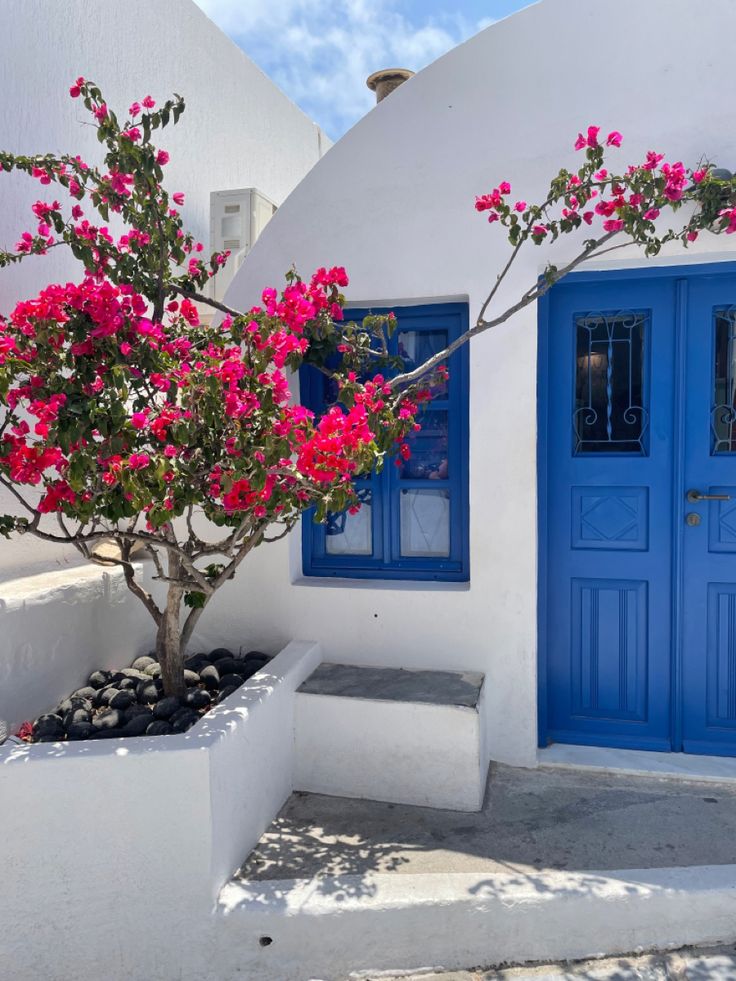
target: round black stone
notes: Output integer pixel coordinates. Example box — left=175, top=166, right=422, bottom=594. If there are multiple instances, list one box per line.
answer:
left=136, top=681, right=160, bottom=705
left=66, top=722, right=96, bottom=740
left=170, top=711, right=199, bottom=733
left=70, top=686, right=97, bottom=702
left=33, top=714, right=64, bottom=739
left=146, top=720, right=173, bottom=736
left=153, top=697, right=180, bottom=720
left=63, top=707, right=92, bottom=729
left=88, top=670, right=112, bottom=690
left=218, top=673, right=244, bottom=691
left=199, top=665, right=220, bottom=691
left=209, top=648, right=234, bottom=663
left=210, top=657, right=241, bottom=676
left=216, top=685, right=239, bottom=704
left=110, top=690, right=136, bottom=711
left=183, top=689, right=211, bottom=710
left=123, top=713, right=155, bottom=736
left=99, top=687, right=122, bottom=707
left=184, top=653, right=210, bottom=671
left=92, top=708, right=124, bottom=730
left=124, top=704, right=154, bottom=720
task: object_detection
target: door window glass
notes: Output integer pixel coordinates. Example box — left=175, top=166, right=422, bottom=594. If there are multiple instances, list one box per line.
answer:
left=573, top=311, right=649, bottom=455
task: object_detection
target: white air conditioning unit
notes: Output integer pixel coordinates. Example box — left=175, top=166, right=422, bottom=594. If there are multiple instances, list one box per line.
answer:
left=209, top=187, right=278, bottom=301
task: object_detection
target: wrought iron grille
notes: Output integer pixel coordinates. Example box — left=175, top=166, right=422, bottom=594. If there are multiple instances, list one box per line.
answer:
left=712, top=307, right=736, bottom=454
left=573, top=310, right=649, bottom=455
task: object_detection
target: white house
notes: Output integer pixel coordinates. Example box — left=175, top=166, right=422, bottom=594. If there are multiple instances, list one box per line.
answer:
left=0, top=0, right=330, bottom=577
left=222, top=0, right=736, bottom=769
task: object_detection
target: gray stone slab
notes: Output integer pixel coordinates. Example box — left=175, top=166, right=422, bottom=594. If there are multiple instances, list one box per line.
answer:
left=297, top=661, right=484, bottom=708
left=239, top=763, right=736, bottom=881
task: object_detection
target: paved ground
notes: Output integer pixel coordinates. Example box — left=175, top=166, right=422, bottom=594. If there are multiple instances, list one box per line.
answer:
left=374, top=945, right=736, bottom=979
left=239, top=763, right=736, bottom=880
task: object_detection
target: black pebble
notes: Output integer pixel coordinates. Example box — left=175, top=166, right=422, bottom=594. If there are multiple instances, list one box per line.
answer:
left=218, top=673, right=244, bottom=691
left=200, top=665, right=220, bottom=691
left=70, top=686, right=97, bottom=701
left=137, top=681, right=160, bottom=705
left=153, top=696, right=180, bottom=720
left=183, top=689, right=211, bottom=710
left=110, top=690, right=136, bottom=711
left=209, top=648, right=234, bottom=663
left=88, top=670, right=112, bottom=690
left=66, top=722, right=96, bottom=740
left=123, top=713, right=154, bottom=736
left=63, top=707, right=92, bottom=729
left=146, top=720, right=173, bottom=736
left=92, top=708, right=124, bottom=730
left=216, top=684, right=239, bottom=704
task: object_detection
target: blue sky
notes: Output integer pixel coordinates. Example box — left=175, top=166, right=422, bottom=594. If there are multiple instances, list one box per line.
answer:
left=193, top=1, right=531, bottom=140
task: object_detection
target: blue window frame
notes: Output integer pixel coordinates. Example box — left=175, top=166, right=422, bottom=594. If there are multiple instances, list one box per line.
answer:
left=300, top=302, right=469, bottom=582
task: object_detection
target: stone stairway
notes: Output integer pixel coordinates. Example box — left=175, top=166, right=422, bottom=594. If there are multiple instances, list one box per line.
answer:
left=293, top=661, right=490, bottom=811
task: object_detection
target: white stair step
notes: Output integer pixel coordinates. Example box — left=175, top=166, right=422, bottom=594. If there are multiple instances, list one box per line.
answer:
left=294, top=662, right=489, bottom=811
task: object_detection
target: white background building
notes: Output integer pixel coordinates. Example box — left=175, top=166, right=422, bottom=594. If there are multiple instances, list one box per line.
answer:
left=0, top=0, right=329, bottom=575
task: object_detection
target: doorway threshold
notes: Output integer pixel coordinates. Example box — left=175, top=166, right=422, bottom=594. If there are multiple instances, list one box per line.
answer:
left=539, top=743, right=736, bottom=784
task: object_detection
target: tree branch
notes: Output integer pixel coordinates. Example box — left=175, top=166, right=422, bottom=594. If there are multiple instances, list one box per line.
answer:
left=389, top=230, right=619, bottom=390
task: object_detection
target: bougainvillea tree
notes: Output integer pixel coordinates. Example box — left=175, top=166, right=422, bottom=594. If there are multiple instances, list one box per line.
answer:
left=0, top=86, right=733, bottom=698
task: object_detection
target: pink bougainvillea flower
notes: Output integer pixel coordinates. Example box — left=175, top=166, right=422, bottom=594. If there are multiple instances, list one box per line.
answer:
left=172, top=192, right=185, bottom=206
left=142, top=95, right=156, bottom=109
left=156, top=150, right=170, bottom=165
left=603, top=218, right=625, bottom=232
left=606, top=131, right=623, bottom=147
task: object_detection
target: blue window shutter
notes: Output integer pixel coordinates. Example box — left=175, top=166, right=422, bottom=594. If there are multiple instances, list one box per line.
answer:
left=300, top=302, right=469, bottom=582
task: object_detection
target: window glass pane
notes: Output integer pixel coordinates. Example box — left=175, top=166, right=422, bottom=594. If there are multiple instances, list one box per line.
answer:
left=400, top=488, right=450, bottom=557
left=573, top=311, right=648, bottom=454
left=325, top=490, right=372, bottom=555
left=399, top=409, right=449, bottom=480
left=398, top=330, right=449, bottom=399
left=713, top=308, right=736, bottom=453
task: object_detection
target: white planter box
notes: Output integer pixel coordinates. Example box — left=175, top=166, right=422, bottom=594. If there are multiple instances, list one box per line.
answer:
left=0, top=639, right=322, bottom=981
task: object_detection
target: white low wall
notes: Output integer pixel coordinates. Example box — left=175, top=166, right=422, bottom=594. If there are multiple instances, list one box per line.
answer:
left=0, top=639, right=322, bottom=981
left=0, top=565, right=153, bottom=729
left=295, top=690, right=487, bottom=810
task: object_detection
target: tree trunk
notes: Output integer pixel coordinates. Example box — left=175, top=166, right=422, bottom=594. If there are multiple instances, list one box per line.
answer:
left=155, top=554, right=186, bottom=697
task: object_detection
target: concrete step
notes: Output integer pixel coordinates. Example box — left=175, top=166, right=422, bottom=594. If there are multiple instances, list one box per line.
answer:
left=293, top=662, right=490, bottom=811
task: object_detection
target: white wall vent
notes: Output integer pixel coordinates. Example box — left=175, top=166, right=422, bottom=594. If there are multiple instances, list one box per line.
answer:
left=209, top=188, right=278, bottom=301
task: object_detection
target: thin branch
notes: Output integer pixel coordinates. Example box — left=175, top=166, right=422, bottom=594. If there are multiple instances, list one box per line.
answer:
left=172, top=285, right=242, bottom=320
left=389, top=231, right=619, bottom=391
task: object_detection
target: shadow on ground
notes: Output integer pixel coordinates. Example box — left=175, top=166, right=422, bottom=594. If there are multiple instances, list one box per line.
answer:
left=237, top=763, right=736, bottom=884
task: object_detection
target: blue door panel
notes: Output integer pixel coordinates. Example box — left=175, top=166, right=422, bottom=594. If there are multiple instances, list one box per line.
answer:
left=542, top=266, right=736, bottom=757
left=544, top=279, right=676, bottom=750
left=681, top=274, right=736, bottom=755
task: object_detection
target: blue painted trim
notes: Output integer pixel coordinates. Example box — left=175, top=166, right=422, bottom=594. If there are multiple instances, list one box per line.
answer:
left=300, top=302, right=470, bottom=583
left=555, top=259, right=736, bottom=287
left=536, top=289, right=551, bottom=748
left=670, top=278, right=688, bottom=751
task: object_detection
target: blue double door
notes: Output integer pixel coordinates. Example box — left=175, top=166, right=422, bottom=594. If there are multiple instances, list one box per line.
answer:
left=543, top=268, right=736, bottom=756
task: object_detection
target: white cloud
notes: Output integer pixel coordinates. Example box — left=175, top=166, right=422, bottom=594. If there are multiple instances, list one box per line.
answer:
left=193, top=0, right=492, bottom=138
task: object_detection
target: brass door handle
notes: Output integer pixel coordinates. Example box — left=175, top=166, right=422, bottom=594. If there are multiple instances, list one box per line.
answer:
left=687, top=489, right=731, bottom=503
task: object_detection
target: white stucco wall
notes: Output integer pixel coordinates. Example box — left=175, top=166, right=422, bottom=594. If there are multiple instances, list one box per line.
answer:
left=0, top=0, right=329, bottom=577
left=222, top=0, right=736, bottom=767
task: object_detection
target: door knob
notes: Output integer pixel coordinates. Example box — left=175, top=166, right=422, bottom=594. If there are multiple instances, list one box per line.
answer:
left=686, top=489, right=731, bottom=503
